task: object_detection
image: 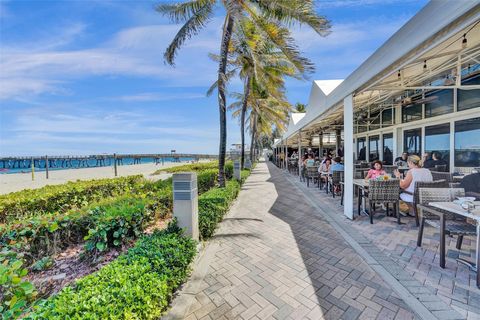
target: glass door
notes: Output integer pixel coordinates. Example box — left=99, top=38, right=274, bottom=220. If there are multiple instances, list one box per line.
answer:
left=382, top=133, right=393, bottom=164
left=404, top=128, right=422, bottom=156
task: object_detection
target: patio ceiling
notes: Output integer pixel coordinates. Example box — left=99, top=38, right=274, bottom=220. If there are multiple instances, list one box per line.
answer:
left=278, top=1, right=480, bottom=146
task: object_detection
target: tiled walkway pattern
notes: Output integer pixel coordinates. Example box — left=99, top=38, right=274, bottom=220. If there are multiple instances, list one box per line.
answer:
left=165, top=162, right=415, bottom=320
left=294, top=170, right=480, bottom=319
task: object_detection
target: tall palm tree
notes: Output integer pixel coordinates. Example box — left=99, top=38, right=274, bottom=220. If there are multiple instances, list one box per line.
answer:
left=157, top=0, right=330, bottom=186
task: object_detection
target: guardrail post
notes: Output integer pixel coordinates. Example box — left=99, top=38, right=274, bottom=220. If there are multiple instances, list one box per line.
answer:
left=173, top=172, right=199, bottom=240
left=31, top=157, right=35, bottom=181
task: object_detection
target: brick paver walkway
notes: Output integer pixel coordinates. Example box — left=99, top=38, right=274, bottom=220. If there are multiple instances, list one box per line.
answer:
left=164, top=161, right=416, bottom=320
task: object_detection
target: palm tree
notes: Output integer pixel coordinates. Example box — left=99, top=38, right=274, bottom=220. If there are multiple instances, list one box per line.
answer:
left=157, top=0, right=330, bottom=186
left=295, top=102, right=307, bottom=113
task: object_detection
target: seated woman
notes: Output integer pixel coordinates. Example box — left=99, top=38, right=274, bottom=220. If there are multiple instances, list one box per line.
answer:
left=394, top=155, right=433, bottom=212
left=365, top=160, right=386, bottom=180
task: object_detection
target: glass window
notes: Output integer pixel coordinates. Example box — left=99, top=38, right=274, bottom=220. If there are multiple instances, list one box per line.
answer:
left=357, top=137, right=366, bottom=161
left=425, top=124, right=450, bottom=168
left=382, top=133, right=393, bottom=165
left=402, top=104, right=422, bottom=123
left=381, top=108, right=394, bottom=127
left=369, top=112, right=381, bottom=131
left=369, top=135, right=380, bottom=161
left=455, top=117, right=480, bottom=167
left=458, top=74, right=480, bottom=111
left=404, top=128, right=422, bottom=156
left=424, top=89, right=453, bottom=118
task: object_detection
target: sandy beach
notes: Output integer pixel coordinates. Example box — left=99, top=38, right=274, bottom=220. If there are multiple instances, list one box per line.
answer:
left=0, top=161, right=201, bottom=195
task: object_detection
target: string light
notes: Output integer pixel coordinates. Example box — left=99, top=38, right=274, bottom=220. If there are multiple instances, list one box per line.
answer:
left=462, top=34, right=467, bottom=48
left=397, top=70, right=401, bottom=79
left=423, top=60, right=427, bottom=70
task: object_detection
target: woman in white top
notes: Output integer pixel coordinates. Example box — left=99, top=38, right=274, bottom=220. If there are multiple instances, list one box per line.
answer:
left=394, top=155, right=433, bottom=203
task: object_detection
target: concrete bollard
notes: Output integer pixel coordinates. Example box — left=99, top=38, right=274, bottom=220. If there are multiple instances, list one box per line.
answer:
left=234, top=160, right=241, bottom=181
left=173, top=172, right=199, bottom=240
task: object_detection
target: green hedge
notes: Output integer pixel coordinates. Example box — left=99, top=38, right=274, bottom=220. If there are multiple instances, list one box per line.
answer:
left=198, top=169, right=250, bottom=239
left=0, top=175, right=144, bottom=223
left=154, top=161, right=234, bottom=180
left=27, top=223, right=196, bottom=319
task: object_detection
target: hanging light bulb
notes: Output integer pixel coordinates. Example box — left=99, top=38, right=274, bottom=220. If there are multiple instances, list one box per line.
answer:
left=423, top=60, right=427, bottom=70
left=397, top=70, right=401, bottom=79
left=462, top=34, right=467, bottom=48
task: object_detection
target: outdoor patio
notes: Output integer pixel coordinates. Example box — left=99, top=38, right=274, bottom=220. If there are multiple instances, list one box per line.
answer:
left=282, top=164, right=480, bottom=318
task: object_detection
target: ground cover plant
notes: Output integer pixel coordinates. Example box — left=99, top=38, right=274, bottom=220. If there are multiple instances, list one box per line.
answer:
left=153, top=161, right=234, bottom=179
left=25, top=222, right=196, bottom=319
left=0, top=176, right=144, bottom=223
left=1, top=162, right=251, bottom=319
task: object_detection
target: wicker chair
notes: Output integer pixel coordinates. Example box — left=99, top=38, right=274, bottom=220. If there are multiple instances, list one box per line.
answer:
left=331, top=171, right=344, bottom=199
left=431, top=171, right=453, bottom=183
left=434, top=164, right=447, bottom=172
left=366, top=179, right=401, bottom=224
left=416, top=188, right=476, bottom=268
left=305, top=166, right=320, bottom=187
left=405, top=179, right=448, bottom=226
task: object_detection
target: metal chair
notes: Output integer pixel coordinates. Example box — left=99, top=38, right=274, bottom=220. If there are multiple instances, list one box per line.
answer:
left=331, top=171, right=344, bottom=199
left=431, top=171, right=453, bottom=183
left=306, top=166, right=320, bottom=188
left=404, top=179, right=448, bottom=226
left=365, top=179, right=401, bottom=224
left=416, top=188, right=476, bottom=268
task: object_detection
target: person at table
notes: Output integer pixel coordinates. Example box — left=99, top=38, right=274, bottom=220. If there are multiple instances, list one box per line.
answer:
left=318, top=158, right=331, bottom=189
left=460, top=172, right=480, bottom=200
left=428, top=151, right=448, bottom=170
left=394, top=152, right=409, bottom=167
left=330, top=157, right=344, bottom=173
left=365, top=160, right=386, bottom=180
left=305, top=154, right=315, bottom=167
left=421, top=152, right=433, bottom=168
left=394, top=155, right=433, bottom=212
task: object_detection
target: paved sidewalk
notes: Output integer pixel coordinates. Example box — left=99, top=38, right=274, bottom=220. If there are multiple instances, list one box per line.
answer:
left=164, top=161, right=416, bottom=320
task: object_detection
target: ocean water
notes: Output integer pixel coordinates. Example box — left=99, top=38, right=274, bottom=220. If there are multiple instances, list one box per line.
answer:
left=0, top=156, right=197, bottom=174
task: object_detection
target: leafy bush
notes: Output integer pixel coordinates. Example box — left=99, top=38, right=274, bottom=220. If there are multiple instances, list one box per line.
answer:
left=83, top=198, right=150, bottom=256
left=0, top=250, right=37, bottom=319
left=198, top=179, right=242, bottom=239
left=196, top=169, right=218, bottom=194
left=154, top=161, right=218, bottom=174
left=28, top=223, right=196, bottom=319
left=0, top=175, right=144, bottom=223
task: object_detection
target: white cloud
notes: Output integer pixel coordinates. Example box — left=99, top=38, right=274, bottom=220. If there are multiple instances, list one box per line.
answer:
left=116, top=92, right=206, bottom=102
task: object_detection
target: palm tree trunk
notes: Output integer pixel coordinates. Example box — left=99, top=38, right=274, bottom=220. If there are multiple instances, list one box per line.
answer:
left=240, top=76, right=250, bottom=170
left=217, top=14, right=234, bottom=187
left=250, top=117, right=256, bottom=163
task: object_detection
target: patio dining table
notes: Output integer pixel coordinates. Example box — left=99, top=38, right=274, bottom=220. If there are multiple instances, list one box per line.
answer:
left=353, top=179, right=369, bottom=216
left=427, top=201, right=480, bottom=288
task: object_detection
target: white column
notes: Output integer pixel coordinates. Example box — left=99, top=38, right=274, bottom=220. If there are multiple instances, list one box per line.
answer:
left=318, top=133, right=323, bottom=157
left=343, top=95, right=354, bottom=220
left=298, top=131, right=302, bottom=177
left=173, top=173, right=199, bottom=240
left=284, top=141, right=288, bottom=170
left=449, top=121, right=455, bottom=173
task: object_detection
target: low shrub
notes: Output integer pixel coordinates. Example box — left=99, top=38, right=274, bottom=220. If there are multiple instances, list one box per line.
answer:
left=0, top=175, right=144, bottom=223
left=0, top=249, right=37, bottom=319
left=28, top=222, right=196, bottom=319
left=198, top=178, right=243, bottom=240
left=154, top=161, right=218, bottom=174
left=196, top=169, right=218, bottom=194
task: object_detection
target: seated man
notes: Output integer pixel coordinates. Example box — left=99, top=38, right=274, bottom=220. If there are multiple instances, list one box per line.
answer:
left=330, top=157, right=344, bottom=173
left=394, top=152, right=409, bottom=167
left=460, top=172, right=480, bottom=200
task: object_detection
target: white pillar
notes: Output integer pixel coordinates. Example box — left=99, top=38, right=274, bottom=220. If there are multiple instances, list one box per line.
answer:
left=173, top=173, right=199, bottom=240
left=234, top=160, right=241, bottom=180
left=284, top=141, right=288, bottom=170
left=343, top=95, right=354, bottom=220
left=298, top=131, right=302, bottom=177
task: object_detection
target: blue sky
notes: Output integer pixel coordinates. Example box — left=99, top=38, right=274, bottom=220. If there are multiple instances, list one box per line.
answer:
left=0, top=0, right=428, bottom=156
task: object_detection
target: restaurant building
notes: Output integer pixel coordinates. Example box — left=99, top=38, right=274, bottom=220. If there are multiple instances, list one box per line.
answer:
left=273, top=1, right=480, bottom=219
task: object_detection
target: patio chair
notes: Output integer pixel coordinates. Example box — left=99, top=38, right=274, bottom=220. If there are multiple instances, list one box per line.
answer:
left=331, top=170, right=344, bottom=199
left=365, top=179, right=401, bottom=224
left=431, top=171, right=453, bottom=183
left=434, top=164, right=447, bottom=172
left=454, top=167, right=474, bottom=175
left=416, top=188, right=476, bottom=268
left=404, top=179, right=448, bottom=226
left=306, top=166, right=320, bottom=188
